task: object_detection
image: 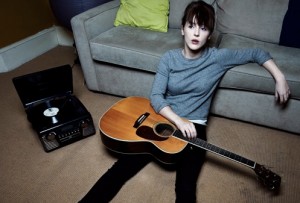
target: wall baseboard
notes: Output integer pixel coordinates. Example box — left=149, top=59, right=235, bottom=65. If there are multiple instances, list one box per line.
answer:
left=0, top=26, right=74, bottom=73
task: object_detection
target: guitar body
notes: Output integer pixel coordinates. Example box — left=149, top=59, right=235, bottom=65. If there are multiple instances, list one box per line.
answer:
left=100, top=97, right=281, bottom=191
left=99, top=97, right=187, bottom=164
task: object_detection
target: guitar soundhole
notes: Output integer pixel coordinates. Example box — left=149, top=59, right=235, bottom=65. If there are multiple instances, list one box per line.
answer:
left=154, top=123, right=176, bottom=138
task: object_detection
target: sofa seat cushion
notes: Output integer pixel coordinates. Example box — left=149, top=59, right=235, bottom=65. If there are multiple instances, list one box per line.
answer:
left=90, top=26, right=182, bottom=73
left=218, top=34, right=300, bottom=99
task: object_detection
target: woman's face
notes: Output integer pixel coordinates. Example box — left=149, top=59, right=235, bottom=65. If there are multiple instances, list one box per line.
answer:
left=181, top=17, right=210, bottom=58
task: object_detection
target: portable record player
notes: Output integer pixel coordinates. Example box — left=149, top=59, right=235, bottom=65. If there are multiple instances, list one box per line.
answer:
left=12, top=65, right=96, bottom=152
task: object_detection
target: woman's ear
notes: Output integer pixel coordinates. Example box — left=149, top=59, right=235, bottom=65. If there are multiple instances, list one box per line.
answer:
left=181, top=26, right=184, bottom=36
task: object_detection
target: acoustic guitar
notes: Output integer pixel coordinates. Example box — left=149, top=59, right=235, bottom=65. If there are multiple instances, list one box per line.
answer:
left=99, top=96, right=281, bottom=191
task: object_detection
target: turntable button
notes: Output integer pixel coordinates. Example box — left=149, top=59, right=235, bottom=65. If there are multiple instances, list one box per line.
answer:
left=47, top=132, right=56, bottom=141
left=80, top=121, right=88, bottom=128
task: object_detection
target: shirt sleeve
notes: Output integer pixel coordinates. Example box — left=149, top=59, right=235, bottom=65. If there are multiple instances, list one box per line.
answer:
left=150, top=53, right=170, bottom=113
left=216, top=48, right=272, bottom=69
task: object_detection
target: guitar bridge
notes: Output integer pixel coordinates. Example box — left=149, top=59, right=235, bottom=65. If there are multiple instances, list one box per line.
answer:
left=133, top=112, right=150, bottom=128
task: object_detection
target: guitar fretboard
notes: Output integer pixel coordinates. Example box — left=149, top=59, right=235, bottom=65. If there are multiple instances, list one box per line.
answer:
left=173, top=130, right=256, bottom=168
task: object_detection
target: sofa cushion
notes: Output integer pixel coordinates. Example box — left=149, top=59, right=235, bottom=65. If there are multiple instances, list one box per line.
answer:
left=90, top=26, right=183, bottom=73
left=169, top=0, right=216, bottom=29
left=218, top=34, right=300, bottom=99
left=114, top=0, right=169, bottom=32
left=216, top=0, right=289, bottom=44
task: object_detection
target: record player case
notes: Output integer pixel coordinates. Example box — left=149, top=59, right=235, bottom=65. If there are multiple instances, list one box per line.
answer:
left=12, top=65, right=96, bottom=152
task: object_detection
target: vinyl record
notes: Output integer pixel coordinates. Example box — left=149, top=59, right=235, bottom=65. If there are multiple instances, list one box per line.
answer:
left=27, top=95, right=87, bottom=131
left=28, top=98, right=63, bottom=128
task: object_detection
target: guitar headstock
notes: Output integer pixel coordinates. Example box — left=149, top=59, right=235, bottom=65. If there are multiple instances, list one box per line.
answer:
left=254, top=163, right=281, bottom=191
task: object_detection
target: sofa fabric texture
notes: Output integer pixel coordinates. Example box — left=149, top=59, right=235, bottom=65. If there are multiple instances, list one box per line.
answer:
left=216, top=0, right=288, bottom=44
left=71, top=0, right=300, bottom=134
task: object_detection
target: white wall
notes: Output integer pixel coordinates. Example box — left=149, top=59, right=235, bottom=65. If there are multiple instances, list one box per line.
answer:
left=0, top=26, right=74, bottom=73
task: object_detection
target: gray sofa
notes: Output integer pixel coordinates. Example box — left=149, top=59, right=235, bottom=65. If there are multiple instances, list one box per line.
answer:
left=71, top=0, right=300, bottom=134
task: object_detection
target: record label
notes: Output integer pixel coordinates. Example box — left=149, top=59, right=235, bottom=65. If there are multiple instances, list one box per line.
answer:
left=43, top=107, right=59, bottom=117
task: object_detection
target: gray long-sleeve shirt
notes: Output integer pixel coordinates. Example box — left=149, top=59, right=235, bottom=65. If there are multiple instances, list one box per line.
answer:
left=150, top=47, right=271, bottom=122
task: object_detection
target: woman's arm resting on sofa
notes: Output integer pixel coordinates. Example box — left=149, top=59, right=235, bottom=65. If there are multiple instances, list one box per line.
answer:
left=262, top=59, right=291, bottom=104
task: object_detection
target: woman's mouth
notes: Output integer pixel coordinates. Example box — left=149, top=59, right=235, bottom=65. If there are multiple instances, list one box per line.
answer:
left=191, top=39, right=199, bottom=44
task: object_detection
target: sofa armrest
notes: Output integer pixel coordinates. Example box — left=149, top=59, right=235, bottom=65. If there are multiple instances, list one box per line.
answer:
left=71, top=0, right=120, bottom=91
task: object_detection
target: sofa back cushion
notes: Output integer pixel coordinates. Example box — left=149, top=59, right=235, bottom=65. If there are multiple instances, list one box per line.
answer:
left=216, top=0, right=289, bottom=43
left=168, top=0, right=216, bottom=29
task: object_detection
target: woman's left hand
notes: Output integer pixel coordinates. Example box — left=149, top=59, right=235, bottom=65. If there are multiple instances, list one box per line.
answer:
left=262, top=59, right=290, bottom=104
left=275, top=77, right=290, bottom=104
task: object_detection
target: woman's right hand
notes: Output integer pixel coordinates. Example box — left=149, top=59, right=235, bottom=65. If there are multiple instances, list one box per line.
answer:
left=158, top=106, right=197, bottom=139
left=175, top=119, right=197, bottom=139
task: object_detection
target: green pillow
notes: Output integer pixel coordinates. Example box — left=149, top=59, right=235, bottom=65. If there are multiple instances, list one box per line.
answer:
left=114, top=0, right=169, bottom=32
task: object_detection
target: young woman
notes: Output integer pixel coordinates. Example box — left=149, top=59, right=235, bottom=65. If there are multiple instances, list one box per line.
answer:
left=79, top=1, right=290, bottom=203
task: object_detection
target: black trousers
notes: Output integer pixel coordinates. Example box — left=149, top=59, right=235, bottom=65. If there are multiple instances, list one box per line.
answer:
left=79, top=123, right=206, bottom=203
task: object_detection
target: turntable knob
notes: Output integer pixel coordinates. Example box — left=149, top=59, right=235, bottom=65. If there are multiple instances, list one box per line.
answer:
left=47, top=132, right=56, bottom=141
left=80, top=120, right=88, bottom=128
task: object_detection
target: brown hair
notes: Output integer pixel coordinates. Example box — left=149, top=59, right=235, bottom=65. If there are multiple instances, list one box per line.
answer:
left=181, top=1, right=215, bottom=34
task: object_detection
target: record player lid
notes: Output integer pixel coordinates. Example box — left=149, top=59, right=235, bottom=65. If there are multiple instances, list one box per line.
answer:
left=12, top=65, right=73, bottom=108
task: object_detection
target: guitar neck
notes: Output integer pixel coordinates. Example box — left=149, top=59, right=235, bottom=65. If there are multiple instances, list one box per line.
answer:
left=173, top=130, right=256, bottom=169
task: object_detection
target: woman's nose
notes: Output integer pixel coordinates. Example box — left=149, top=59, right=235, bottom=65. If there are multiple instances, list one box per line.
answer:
left=194, top=28, right=200, bottom=36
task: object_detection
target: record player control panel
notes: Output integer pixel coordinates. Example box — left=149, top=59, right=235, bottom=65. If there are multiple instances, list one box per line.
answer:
left=41, top=117, right=95, bottom=152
